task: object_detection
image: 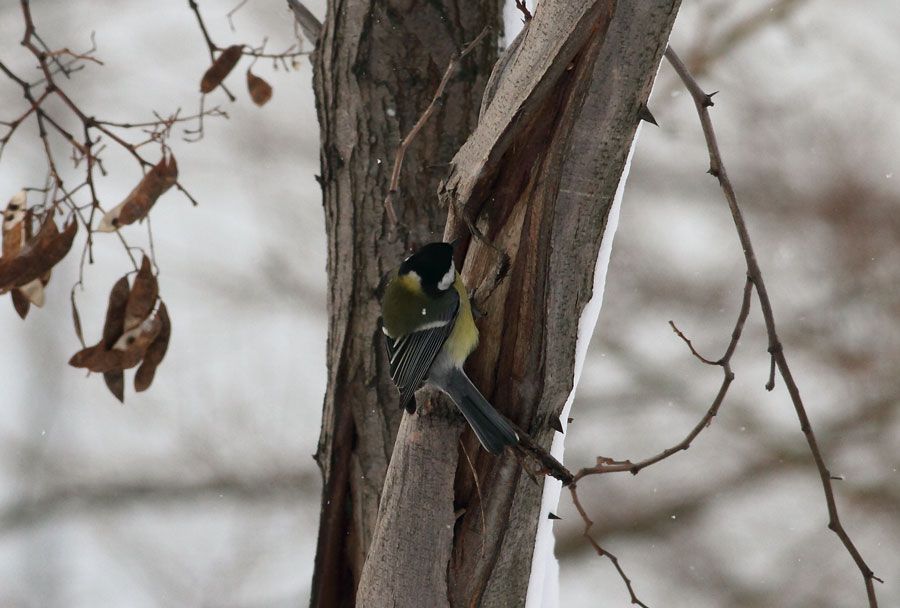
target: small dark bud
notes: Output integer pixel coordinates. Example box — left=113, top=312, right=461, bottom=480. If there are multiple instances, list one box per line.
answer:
left=547, top=512, right=562, bottom=520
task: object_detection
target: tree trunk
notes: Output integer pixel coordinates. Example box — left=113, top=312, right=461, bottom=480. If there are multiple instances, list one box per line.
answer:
left=311, top=0, right=682, bottom=605
left=309, top=2, right=502, bottom=606
left=355, top=1, right=681, bottom=606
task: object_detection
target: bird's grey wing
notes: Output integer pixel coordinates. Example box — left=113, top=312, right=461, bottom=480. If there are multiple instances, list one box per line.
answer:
left=385, top=294, right=459, bottom=413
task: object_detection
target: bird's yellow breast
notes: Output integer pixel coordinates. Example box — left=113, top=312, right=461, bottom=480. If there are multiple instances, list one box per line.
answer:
left=445, top=274, right=478, bottom=365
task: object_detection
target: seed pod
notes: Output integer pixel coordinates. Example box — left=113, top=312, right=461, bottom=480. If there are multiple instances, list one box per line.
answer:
left=200, top=45, right=243, bottom=93
left=0, top=215, right=77, bottom=292
left=135, top=301, right=171, bottom=392
left=247, top=69, right=273, bottom=106
left=97, top=155, right=178, bottom=232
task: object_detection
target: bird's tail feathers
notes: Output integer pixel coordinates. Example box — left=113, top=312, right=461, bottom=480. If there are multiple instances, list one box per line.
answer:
left=441, top=367, right=519, bottom=454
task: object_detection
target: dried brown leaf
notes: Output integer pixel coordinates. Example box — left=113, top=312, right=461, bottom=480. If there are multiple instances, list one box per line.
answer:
left=11, top=289, right=29, bottom=319
left=135, top=301, right=170, bottom=392
left=0, top=216, right=77, bottom=292
left=71, top=288, right=86, bottom=347
left=103, top=370, right=125, bottom=403
left=112, top=314, right=163, bottom=368
left=18, top=278, right=45, bottom=306
left=97, top=156, right=178, bottom=232
left=102, top=276, right=130, bottom=348
left=69, top=313, right=162, bottom=373
left=246, top=70, right=273, bottom=106
left=2, top=191, right=27, bottom=257
left=200, top=44, right=243, bottom=93
left=68, top=344, right=124, bottom=372
left=124, top=257, right=158, bottom=330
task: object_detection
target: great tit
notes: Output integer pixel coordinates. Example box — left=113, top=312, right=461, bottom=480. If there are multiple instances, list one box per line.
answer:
left=381, top=241, right=519, bottom=454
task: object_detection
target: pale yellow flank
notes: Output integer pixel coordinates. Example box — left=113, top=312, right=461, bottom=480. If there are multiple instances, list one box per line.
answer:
left=446, top=274, right=478, bottom=365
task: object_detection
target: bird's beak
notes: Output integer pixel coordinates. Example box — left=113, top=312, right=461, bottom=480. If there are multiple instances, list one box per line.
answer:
left=449, top=237, right=463, bottom=250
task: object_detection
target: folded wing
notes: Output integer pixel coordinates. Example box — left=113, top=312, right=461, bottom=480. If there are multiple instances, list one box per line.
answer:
left=385, top=294, right=459, bottom=413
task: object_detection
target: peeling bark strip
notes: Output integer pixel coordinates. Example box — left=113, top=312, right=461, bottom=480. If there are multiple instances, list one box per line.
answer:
left=309, top=2, right=502, bottom=606
left=355, top=1, right=682, bottom=606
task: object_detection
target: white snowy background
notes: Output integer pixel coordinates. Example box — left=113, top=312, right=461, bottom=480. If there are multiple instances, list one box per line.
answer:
left=0, top=1, right=897, bottom=607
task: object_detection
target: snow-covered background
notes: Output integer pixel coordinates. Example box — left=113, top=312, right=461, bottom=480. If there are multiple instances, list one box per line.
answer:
left=0, top=1, right=897, bottom=606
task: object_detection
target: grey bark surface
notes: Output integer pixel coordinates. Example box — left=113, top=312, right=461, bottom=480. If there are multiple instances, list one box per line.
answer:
left=356, top=0, right=682, bottom=606
left=309, top=1, right=502, bottom=606
left=356, top=390, right=461, bottom=608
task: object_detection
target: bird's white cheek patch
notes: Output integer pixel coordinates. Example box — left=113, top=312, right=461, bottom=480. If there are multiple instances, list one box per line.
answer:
left=438, top=266, right=455, bottom=291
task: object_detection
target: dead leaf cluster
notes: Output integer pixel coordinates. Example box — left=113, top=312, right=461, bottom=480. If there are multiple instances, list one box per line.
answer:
left=1, top=191, right=77, bottom=318
left=199, top=44, right=274, bottom=107
left=69, top=256, right=171, bottom=401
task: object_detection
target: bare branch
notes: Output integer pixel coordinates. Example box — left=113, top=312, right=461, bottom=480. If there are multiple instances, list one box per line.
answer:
left=664, top=44, right=882, bottom=607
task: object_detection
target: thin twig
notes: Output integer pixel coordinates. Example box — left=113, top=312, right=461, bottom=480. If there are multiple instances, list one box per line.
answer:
left=665, top=44, right=881, bottom=607
left=226, top=0, right=250, bottom=31
left=573, top=277, right=753, bottom=480
left=383, top=27, right=490, bottom=228
left=459, top=439, right=487, bottom=558
left=569, top=485, right=649, bottom=608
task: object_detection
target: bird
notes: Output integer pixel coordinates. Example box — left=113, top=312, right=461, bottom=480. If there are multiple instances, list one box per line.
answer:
left=380, top=241, right=519, bottom=454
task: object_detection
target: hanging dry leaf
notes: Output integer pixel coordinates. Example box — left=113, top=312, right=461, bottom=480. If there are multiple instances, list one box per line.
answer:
left=102, top=275, right=131, bottom=348
left=2, top=191, right=27, bottom=257
left=3, top=194, right=57, bottom=316
left=69, top=261, right=170, bottom=401
left=124, top=256, right=158, bottom=330
left=135, top=301, right=170, bottom=392
left=11, top=289, right=29, bottom=319
left=18, top=278, right=45, bottom=306
left=69, top=312, right=162, bottom=373
left=111, top=314, right=163, bottom=367
left=71, top=288, right=86, bottom=347
left=246, top=69, right=273, bottom=106
left=0, top=215, right=77, bottom=293
left=200, top=44, right=243, bottom=93
left=97, top=155, right=178, bottom=232
left=104, top=371, right=125, bottom=403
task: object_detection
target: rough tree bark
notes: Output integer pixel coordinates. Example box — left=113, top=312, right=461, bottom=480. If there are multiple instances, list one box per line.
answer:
left=312, top=0, right=681, bottom=606
left=309, top=2, right=503, bottom=607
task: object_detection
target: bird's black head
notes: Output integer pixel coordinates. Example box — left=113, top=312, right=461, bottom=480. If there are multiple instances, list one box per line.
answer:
left=399, top=241, right=455, bottom=297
